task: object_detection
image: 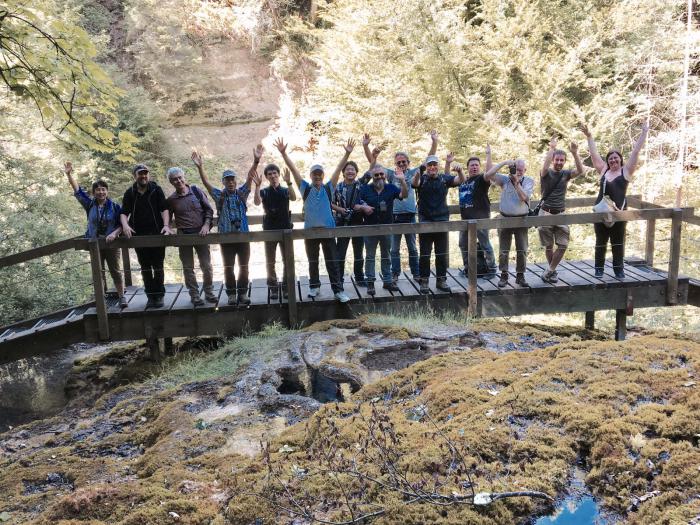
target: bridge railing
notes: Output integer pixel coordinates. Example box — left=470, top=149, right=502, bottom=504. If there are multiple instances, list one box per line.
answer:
left=0, top=197, right=695, bottom=340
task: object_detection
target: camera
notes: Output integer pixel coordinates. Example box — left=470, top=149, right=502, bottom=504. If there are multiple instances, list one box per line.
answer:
left=231, top=219, right=242, bottom=231
left=509, top=164, right=517, bottom=176
left=419, top=164, right=427, bottom=175
left=97, top=220, right=108, bottom=237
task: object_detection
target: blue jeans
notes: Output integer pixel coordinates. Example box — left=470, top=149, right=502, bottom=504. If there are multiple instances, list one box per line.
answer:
left=391, top=213, right=419, bottom=277
left=458, top=229, right=497, bottom=273
left=365, top=235, right=392, bottom=284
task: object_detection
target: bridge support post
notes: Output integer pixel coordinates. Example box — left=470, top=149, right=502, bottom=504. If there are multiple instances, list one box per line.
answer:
left=282, top=230, right=298, bottom=327
left=666, top=209, right=682, bottom=305
left=121, top=247, right=133, bottom=287
left=146, top=336, right=163, bottom=361
left=467, top=222, right=478, bottom=317
left=615, top=309, right=627, bottom=341
left=88, top=239, right=110, bottom=340
left=644, top=218, right=656, bottom=266
left=585, top=311, right=595, bottom=330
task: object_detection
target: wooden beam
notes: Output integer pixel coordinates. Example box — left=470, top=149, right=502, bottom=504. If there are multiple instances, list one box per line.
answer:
left=645, top=218, right=656, bottom=266
left=282, top=230, right=298, bottom=327
left=585, top=311, right=595, bottom=330
left=615, top=309, right=627, bottom=341
left=667, top=209, right=683, bottom=305
left=121, top=247, right=133, bottom=287
left=88, top=239, right=110, bottom=340
left=0, top=237, right=81, bottom=268
left=467, top=222, right=478, bottom=317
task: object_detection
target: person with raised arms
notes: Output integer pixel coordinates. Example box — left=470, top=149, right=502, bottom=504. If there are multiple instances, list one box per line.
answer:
left=580, top=121, right=649, bottom=278
left=274, top=137, right=352, bottom=303
left=65, top=162, right=127, bottom=308
left=363, top=130, right=439, bottom=283
left=411, top=152, right=464, bottom=294
left=191, top=148, right=257, bottom=306
left=537, top=137, right=584, bottom=283
left=253, top=162, right=297, bottom=301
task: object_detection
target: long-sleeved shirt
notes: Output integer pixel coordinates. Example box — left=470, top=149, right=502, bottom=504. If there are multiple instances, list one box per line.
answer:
left=74, top=187, right=122, bottom=239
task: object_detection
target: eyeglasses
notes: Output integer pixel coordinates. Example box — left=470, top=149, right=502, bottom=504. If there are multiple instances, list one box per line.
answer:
left=169, top=176, right=184, bottom=182
left=136, top=170, right=149, bottom=175
left=427, top=162, right=438, bottom=167
left=373, top=173, right=386, bottom=178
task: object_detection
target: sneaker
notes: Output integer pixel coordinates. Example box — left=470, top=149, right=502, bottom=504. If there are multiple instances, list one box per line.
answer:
left=541, top=270, right=555, bottom=283
left=238, top=292, right=251, bottom=305
left=334, top=291, right=350, bottom=303
left=515, top=273, right=529, bottom=287
left=594, top=268, right=604, bottom=278
left=366, top=282, right=376, bottom=296
left=383, top=282, right=399, bottom=292
left=307, top=287, right=319, bottom=299
left=497, top=272, right=509, bottom=288
left=282, top=288, right=289, bottom=300
left=356, top=279, right=367, bottom=288
left=204, top=291, right=218, bottom=303
left=614, top=270, right=626, bottom=279
left=191, top=296, right=205, bottom=306
left=419, top=279, right=430, bottom=295
left=119, top=296, right=129, bottom=308
left=152, top=296, right=164, bottom=308
left=269, top=287, right=279, bottom=301
left=458, top=267, right=467, bottom=277
left=392, top=273, right=400, bottom=284
left=227, top=294, right=237, bottom=306
left=550, top=270, right=559, bottom=283
left=435, top=278, right=451, bottom=292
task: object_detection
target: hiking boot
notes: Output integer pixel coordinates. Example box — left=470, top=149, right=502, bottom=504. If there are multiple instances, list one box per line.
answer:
left=435, top=278, right=451, bottom=292
left=614, top=269, right=626, bottom=279
left=119, top=296, right=129, bottom=308
left=497, top=272, right=509, bottom=288
left=204, top=291, right=218, bottom=303
left=282, top=288, right=289, bottom=300
left=152, top=296, right=164, bottom=308
left=238, top=292, right=251, bottom=305
left=227, top=293, right=237, bottom=306
left=356, top=279, right=367, bottom=288
left=307, top=287, right=319, bottom=299
left=334, top=291, right=350, bottom=303
left=392, top=273, right=400, bottom=284
left=383, top=282, right=399, bottom=292
left=366, top=282, right=376, bottom=296
left=269, top=286, right=279, bottom=301
left=515, top=273, right=529, bottom=287
left=594, top=268, right=604, bottom=278
left=191, top=296, right=205, bottom=306
left=419, top=279, right=430, bottom=295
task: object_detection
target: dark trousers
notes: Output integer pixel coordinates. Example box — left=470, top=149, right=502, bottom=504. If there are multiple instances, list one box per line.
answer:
left=135, top=246, right=165, bottom=299
left=264, top=240, right=287, bottom=287
left=498, top=227, right=529, bottom=274
left=305, top=238, right=343, bottom=293
left=221, top=242, right=250, bottom=294
left=418, top=231, right=449, bottom=279
left=594, top=221, right=626, bottom=272
left=335, top=235, right=365, bottom=283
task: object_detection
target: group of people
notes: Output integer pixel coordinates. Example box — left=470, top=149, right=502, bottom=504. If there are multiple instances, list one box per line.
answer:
left=66, top=123, right=648, bottom=307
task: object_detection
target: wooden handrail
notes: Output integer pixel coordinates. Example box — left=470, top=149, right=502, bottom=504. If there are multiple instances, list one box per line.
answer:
left=0, top=237, right=82, bottom=268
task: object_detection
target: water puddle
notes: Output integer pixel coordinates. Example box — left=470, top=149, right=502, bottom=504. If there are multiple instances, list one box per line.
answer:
left=535, top=467, right=614, bottom=525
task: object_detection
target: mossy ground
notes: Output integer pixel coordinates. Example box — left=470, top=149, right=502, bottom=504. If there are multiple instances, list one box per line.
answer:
left=0, top=315, right=698, bottom=524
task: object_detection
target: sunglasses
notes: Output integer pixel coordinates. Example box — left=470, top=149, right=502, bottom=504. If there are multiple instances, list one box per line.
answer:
left=373, top=173, right=386, bottom=178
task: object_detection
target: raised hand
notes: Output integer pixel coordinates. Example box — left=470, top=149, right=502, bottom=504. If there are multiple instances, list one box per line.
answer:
left=191, top=151, right=202, bottom=168
left=549, top=136, right=558, bottom=150
left=394, top=170, right=405, bottom=181
left=253, top=144, right=264, bottom=160
left=446, top=151, right=455, bottom=163
left=344, top=138, right=356, bottom=153
left=371, top=145, right=384, bottom=163
left=251, top=171, right=263, bottom=187
left=430, top=129, right=439, bottom=142
left=485, top=144, right=491, bottom=156
left=577, top=122, right=591, bottom=137
left=362, top=133, right=371, bottom=147
left=273, top=137, right=287, bottom=154
left=569, top=142, right=578, bottom=153
left=283, top=167, right=292, bottom=184
left=64, top=161, right=73, bottom=175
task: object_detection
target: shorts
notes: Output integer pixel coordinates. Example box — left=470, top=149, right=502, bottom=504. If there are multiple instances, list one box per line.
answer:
left=538, top=208, right=569, bottom=248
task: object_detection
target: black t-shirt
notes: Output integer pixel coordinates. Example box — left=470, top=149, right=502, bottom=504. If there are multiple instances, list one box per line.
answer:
left=261, top=186, right=291, bottom=230
left=458, top=174, right=491, bottom=219
left=120, top=182, right=167, bottom=235
left=416, top=174, right=455, bottom=222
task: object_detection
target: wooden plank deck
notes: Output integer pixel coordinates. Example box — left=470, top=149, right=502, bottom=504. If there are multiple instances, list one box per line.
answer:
left=0, top=259, right=692, bottom=362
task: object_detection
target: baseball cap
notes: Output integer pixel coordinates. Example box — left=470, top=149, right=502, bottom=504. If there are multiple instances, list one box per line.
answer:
left=132, top=164, right=149, bottom=175
left=221, top=169, right=237, bottom=181
left=309, top=164, right=324, bottom=173
left=425, top=155, right=439, bottom=165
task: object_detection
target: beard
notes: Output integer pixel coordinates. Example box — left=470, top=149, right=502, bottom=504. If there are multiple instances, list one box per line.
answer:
left=373, top=180, right=385, bottom=191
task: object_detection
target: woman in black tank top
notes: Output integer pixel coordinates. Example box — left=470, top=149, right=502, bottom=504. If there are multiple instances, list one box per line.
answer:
left=580, top=122, right=649, bottom=278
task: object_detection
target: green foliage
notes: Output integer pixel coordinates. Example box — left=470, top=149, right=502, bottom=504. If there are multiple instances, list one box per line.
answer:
left=0, top=0, right=138, bottom=159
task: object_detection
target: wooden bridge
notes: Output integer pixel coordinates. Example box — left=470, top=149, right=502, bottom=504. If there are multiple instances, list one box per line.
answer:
left=1, top=196, right=698, bottom=363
